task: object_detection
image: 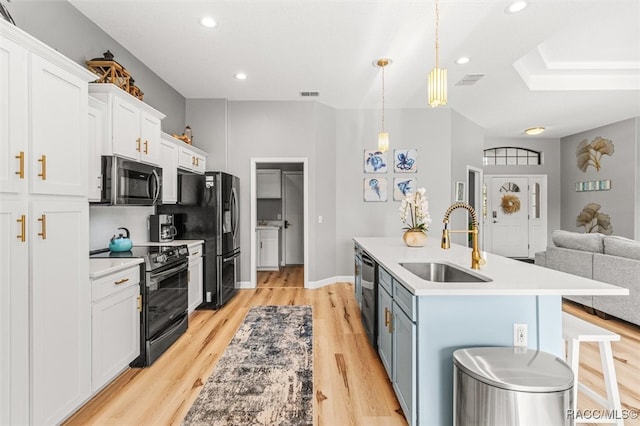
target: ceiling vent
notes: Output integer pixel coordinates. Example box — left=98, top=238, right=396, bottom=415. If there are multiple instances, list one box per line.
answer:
left=455, top=74, right=486, bottom=86
left=300, top=91, right=319, bottom=97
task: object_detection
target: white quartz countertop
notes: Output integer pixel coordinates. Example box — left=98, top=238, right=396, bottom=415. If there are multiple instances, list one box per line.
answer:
left=89, top=258, right=143, bottom=280
left=354, top=237, right=629, bottom=297
left=135, top=239, right=204, bottom=247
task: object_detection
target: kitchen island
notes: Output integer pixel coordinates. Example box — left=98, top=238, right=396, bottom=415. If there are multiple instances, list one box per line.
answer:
left=353, top=237, right=628, bottom=426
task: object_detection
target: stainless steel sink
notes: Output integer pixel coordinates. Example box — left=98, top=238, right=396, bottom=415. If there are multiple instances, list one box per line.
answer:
left=399, top=261, right=492, bottom=283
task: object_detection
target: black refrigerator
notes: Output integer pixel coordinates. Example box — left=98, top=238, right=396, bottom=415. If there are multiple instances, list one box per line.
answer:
left=157, top=171, right=240, bottom=309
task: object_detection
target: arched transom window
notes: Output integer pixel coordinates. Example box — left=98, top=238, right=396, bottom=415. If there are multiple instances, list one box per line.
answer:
left=483, top=147, right=542, bottom=166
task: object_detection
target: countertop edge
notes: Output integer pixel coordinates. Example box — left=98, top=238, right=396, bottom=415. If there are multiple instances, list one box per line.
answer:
left=354, top=236, right=629, bottom=297
left=89, top=258, right=144, bottom=279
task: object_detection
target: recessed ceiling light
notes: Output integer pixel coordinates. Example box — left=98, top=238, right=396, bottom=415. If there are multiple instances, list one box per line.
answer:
left=234, top=73, right=247, bottom=80
left=524, top=126, right=545, bottom=135
left=505, top=1, right=528, bottom=14
left=455, top=57, right=470, bottom=65
left=200, top=16, right=217, bottom=28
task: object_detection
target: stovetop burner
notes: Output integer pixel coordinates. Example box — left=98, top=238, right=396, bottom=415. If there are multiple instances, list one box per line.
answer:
left=90, top=245, right=188, bottom=271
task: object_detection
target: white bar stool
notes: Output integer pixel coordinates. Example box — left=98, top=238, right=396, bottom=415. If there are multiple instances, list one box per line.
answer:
left=562, top=312, right=623, bottom=425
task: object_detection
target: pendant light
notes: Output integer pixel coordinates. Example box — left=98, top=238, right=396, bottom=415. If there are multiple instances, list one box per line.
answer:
left=428, top=0, right=447, bottom=107
left=376, top=58, right=391, bottom=152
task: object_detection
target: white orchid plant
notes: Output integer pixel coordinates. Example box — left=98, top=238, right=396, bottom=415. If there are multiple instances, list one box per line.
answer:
left=399, top=187, right=432, bottom=233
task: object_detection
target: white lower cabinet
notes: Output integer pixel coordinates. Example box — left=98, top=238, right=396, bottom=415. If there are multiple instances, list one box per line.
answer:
left=91, top=266, right=141, bottom=393
left=257, top=228, right=279, bottom=270
left=377, top=266, right=416, bottom=426
left=31, top=199, right=91, bottom=426
left=187, top=244, right=204, bottom=313
left=0, top=200, right=29, bottom=425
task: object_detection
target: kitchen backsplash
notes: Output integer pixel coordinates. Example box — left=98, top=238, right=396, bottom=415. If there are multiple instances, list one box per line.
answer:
left=89, top=205, right=154, bottom=251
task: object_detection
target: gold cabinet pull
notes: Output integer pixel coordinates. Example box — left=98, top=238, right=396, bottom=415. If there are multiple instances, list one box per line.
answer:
left=388, top=312, right=393, bottom=333
left=137, top=294, right=142, bottom=312
left=114, top=278, right=129, bottom=285
left=136, top=138, right=141, bottom=152
left=192, top=156, right=196, bottom=165
left=195, top=157, right=199, bottom=167
left=37, top=214, right=47, bottom=239
left=16, top=215, right=26, bottom=242
left=15, top=151, right=25, bottom=179
left=192, top=251, right=199, bottom=256
left=37, top=155, right=47, bottom=180
left=144, top=140, right=149, bottom=154
left=384, top=307, right=390, bottom=328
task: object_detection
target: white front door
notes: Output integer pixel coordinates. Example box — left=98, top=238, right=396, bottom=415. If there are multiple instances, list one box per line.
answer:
left=284, top=172, right=304, bottom=264
left=489, top=176, right=530, bottom=257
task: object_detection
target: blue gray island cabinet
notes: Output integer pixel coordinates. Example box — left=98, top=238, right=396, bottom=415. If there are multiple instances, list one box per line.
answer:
left=353, top=237, right=628, bottom=426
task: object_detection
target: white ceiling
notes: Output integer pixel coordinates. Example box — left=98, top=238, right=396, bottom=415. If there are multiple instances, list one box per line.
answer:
left=69, top=0, right=640, bottom=138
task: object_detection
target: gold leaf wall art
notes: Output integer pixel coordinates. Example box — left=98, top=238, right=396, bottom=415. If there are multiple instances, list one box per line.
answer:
left=576, top=202, right=613, bottom=235
left=576, top=136, right=615, bottom=172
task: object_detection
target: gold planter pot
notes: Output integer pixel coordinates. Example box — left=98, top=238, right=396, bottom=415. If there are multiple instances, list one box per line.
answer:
left=403, top=230, right=427, bottom=247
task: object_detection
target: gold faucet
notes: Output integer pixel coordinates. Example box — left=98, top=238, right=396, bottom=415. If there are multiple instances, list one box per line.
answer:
left=441, top=202, right=483, bottom=270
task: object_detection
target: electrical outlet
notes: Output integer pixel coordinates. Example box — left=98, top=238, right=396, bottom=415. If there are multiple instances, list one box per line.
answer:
left=513, top=323, right=528, bottom=347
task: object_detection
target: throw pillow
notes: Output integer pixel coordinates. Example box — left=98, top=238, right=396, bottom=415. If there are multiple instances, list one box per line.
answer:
left=603, top=236, right=640, bottom=260
left=551, top=230, right=604, bottom=253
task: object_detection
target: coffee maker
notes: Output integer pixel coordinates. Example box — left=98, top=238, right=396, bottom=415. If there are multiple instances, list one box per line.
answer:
left=149, top=214, right=177, bottom=242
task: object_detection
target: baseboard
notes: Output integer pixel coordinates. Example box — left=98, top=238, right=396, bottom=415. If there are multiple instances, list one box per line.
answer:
left=237, top=277, right=353, bottom=290
left=307, top=275, right=354, bottom=289
left=236, top=281, right=252, bottom=289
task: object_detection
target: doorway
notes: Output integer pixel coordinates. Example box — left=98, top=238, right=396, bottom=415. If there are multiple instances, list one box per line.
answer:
left=483, top=174, right=548, bottom=258
left=250, top=158, right=308, bottom=288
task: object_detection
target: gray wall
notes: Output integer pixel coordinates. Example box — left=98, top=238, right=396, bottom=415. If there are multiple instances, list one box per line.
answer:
left=186, top=99, right=228, bottom=171
left=313, top=102, right=338, bottom=279
left=226, top=101, right=337, bottom=283
left=484, top=137, right=562, bottom=246
left=10, top=1, right=186, bottom=134
left=450, top=111, right=485, bottom=245
left=560, top=118, right=639, bottom=238
left=334, top=108, right=454, bottom=275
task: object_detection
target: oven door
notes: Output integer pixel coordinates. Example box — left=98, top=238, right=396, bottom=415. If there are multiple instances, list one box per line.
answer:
left=146, top=260, right=188, bottom=339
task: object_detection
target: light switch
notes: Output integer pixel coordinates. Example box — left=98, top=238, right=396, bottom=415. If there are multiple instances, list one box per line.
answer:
left=318, top=215, right=323, bottom=224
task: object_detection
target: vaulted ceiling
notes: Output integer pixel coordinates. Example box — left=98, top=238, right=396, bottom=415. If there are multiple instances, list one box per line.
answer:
left=70, top=0, right=640, bottom=138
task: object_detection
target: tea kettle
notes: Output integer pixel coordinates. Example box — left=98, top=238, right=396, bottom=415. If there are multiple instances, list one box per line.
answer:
left=109, top=227, right=133, bottom=252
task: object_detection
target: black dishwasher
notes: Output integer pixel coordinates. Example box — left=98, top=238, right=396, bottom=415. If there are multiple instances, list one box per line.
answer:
left=360, top=252, right=377, bottom=349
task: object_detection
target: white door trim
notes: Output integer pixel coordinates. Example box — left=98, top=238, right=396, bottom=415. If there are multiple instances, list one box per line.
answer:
left=483, top=174, right=548, bottom=258
left=467, top=165, right=484, bottom=250
left=250, top=158, right=309, bottom=289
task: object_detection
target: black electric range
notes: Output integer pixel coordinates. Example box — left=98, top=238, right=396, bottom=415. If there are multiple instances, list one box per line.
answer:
left=90, top=245, right=189, bottom=271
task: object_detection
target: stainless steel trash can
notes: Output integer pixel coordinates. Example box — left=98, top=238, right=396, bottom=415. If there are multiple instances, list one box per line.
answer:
left=453, top=347, right=574, bottom=426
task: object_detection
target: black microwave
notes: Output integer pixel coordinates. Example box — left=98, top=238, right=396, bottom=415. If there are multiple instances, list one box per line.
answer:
left=96, top=156, right=162, bottom=206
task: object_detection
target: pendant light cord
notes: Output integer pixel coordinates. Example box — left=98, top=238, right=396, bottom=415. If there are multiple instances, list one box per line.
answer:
left=381, top=64, right=385, bottom=133
left=435, top=0, right=440, bottom=69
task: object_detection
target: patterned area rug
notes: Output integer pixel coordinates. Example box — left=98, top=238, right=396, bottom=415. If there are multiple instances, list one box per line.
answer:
left=182, top=305, right=313, bottom=426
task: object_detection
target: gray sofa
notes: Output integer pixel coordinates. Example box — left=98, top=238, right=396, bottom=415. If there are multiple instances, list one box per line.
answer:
left=535, top=230, right=640, bottom=327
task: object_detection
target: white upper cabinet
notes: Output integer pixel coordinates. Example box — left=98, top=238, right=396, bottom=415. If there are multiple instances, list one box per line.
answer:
left=1, top=30, right=90, bottom=197
left=0, top=34, right=27, bottom=194
left=177, top=143, right=207, bottom=174
left=160, top=132, right=178, bottom=204
left=30, top=55, right=89, bottom=196
left=89, top=83, right=165, bottom=166
left=88, top=97, right=106, bottom=202
left=257, top=169, right=282, bottom=198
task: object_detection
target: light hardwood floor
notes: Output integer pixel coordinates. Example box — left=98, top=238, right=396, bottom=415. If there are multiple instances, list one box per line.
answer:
left=65, top=277, right=640, bottom=426
left=257, top=265, right=304, bottom=288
